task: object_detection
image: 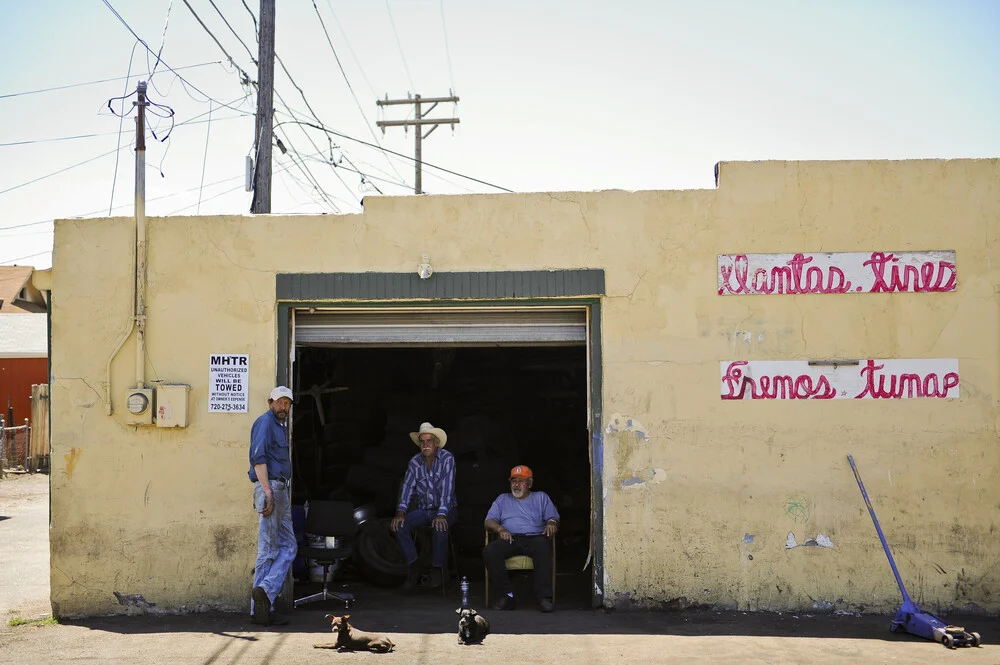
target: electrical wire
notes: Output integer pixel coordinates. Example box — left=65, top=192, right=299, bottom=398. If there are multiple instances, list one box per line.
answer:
left=100, top=0, right=250, bottom=113
left=0, top=111, right=249, bottom=148
left=197, top=102, right=213, bottom=214
left=273, top=118, right=513, bottom=192
left=322, top=0, right=379, bottom=100
left=180, top=0, right=254, bottom=87
left=0, top=61, right=222, bottom=101
left=110, top=41, right=140, bottom=215
left=208, top=0, right=257, bottom=65
left=440, top=0, right=456, bottom=94
left=241, top=0, right=259, bottom=42
left=0, top=250, right=50, bottom=265
left=310, top=0, right=407, bottom=186
left=0, top=144, right=129, bottom=197
left=148, top=0, right=174, bottom=83
left=385, top=0, right=416, bottom=91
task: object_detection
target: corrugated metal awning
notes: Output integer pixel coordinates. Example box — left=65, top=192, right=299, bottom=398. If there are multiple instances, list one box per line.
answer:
left=294, top=308, right=587, bottom=346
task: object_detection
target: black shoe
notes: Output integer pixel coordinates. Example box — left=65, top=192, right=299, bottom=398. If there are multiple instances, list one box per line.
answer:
left=538, top=597, right=554, bottom=613
left=251, top=587, right=271, bottom=625
left=268, top=612, right=291, bottom=626
left=402, top=565, right=421, bottom=592
left=425, top=567, right=443, bottom=589
left=492, top=594, right=516, bottom=611
left=250, top=586, right=271, bottom=626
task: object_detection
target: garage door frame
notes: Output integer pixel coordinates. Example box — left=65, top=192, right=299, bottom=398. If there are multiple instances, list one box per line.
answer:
left=275, top=269, right=606, bottom=608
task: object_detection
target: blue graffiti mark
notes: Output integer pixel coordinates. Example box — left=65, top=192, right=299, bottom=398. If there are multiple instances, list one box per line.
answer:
left=592, top=431, right=604, bottom=475
left=743, top=533, right=755, bottom=543
left=621, top=476, right=643, bottom=487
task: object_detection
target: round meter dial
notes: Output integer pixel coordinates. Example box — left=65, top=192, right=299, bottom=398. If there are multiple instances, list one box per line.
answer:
left=127, top=392, right=149, bottom=414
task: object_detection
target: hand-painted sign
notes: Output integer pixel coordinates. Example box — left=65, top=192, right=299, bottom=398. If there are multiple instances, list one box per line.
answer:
left=717, top=251, right=956, bottom=295
left=720, top=359, right=960, bottom=400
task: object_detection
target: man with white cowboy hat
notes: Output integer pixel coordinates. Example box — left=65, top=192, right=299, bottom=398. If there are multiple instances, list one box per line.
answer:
left=248, top=386, right=297, bottom=626
left=390, top=421, right=457, bottom=591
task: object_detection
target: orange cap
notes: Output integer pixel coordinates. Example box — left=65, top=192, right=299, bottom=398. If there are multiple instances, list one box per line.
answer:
left=509, top=465, right=533, bottom=480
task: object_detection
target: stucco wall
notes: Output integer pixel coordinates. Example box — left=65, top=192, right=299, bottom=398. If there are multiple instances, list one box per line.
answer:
left=49, top=159, right=1000, bottom=616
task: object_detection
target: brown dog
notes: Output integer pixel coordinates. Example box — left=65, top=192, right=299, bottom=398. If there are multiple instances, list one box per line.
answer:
left=313, top=614, right=396, bottom=653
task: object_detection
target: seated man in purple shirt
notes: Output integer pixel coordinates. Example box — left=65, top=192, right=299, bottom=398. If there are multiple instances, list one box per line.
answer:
left=390, top=422, right=457, bottom=591
left=483, top=465, right=559, bottom=613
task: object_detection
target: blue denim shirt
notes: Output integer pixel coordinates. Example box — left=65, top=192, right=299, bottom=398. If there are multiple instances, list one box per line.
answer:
left=248, top=409, right=291, bottom=482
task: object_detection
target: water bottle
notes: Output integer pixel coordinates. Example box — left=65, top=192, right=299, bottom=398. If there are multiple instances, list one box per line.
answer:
left=460, top=576, right=470, bottom=608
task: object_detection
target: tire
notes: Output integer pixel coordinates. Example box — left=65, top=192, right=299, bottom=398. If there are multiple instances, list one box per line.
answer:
left=353, top=518, right=431, bottom=587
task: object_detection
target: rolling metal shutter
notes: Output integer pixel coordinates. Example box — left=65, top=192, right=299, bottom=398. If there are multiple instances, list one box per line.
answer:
left=294, top=307, right=587, bottom=346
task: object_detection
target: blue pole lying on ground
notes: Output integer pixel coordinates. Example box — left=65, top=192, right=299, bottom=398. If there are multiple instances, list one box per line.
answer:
left=847, top=454, right=980, bottom=649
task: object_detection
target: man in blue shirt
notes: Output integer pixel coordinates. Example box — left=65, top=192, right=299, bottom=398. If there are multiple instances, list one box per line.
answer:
left=390, top=422, right=457, bottom=591
left=484, top=465, right=559, bottom=612
left=248, top=386, right=296, bottom=626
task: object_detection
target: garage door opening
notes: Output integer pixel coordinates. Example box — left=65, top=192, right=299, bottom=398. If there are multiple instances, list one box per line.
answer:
left=287, top=306, right=596, bottom=608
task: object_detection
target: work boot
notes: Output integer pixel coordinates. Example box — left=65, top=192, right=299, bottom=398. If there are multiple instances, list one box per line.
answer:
left=251, top=586, right=271, bottom=625
left=425, top=567, right=443, bottom=589
left=402, top=565, right=421, bottom=593
left=537, top=597, right=554, bottom=613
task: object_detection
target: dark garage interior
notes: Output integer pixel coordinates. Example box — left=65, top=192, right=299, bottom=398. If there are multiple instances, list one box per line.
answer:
left=289, top=343, right=594, bottom=607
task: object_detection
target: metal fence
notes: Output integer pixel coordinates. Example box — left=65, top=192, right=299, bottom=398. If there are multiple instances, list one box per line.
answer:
left=0, top=417, right=31, bottom=472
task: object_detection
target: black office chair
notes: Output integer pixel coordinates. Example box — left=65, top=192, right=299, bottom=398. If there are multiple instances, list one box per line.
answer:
left=294, top=500, right=357, bottom=609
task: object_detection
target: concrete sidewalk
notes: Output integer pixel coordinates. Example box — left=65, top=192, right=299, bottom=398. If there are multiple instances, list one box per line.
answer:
left=1, top=473, right=996, bottom=664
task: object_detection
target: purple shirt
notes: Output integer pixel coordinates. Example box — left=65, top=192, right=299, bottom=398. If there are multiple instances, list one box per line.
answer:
left=485, top=491, right=560, bottom=536
left=397, top=448, right=457, bottom=516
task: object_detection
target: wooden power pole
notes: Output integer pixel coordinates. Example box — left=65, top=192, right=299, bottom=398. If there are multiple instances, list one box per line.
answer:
left=376, top=93, right=459, bottom=194
left=251, top=0, right=275, bottom=213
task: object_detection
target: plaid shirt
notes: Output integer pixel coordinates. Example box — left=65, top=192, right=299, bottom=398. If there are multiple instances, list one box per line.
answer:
left=397, top=448, right=457, bottom=516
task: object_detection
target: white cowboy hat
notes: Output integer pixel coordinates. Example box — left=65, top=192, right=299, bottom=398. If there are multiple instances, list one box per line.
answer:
left=409, top=422, right=447, bottom=448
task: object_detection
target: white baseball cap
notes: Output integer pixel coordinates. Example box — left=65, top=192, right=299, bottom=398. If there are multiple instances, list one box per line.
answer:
left=269, top=386, right=294, bottom=402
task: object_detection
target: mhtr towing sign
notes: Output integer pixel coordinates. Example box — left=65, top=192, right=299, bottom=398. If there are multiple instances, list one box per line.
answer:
left=209, top=354, right=249, bottom=412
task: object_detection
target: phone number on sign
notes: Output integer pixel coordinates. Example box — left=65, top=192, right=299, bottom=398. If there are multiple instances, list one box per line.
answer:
left=209, top=403, right=247, bottom=412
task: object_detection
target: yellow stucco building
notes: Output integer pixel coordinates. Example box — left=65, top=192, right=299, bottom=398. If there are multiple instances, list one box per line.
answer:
left=46, top=159, right=999, bottom=617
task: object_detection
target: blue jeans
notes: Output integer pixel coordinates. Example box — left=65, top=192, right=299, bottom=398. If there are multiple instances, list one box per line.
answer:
left=395, top=507, right=457, bottom=568
left=251, top=480, right=297, bottom=611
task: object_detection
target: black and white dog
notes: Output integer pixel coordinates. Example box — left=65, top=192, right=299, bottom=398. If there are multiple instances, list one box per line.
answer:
left=456, top=607, right=490, bottom=645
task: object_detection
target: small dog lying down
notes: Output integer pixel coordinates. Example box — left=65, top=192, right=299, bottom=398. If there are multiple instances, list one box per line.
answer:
left=313, top=614, right=396, bottom=653
left=456, top=607, right=491, bottom=645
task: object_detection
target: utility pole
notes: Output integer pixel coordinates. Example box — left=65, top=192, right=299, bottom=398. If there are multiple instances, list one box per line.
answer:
left=376, top=93, right=459, bottom=194
left=134, top=81, right=148, bottom=390
left=251, top=0, right=275, bottom=213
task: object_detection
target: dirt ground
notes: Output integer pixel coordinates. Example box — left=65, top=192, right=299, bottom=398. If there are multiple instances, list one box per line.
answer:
left=2, top=472, right=997, bottom=665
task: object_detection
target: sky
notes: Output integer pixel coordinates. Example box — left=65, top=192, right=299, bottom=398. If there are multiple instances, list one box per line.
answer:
left=1, top=0, right=998, bottom=270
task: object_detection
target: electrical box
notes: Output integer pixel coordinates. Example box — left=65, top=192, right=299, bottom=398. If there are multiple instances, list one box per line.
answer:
left=155, top=384, right=191, bottom=428
left=124, top=388, right=154, bottom=426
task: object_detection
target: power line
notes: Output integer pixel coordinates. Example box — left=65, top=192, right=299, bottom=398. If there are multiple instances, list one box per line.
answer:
left=310, top=0, right=407, bottom=186
left=180, top=0, right=254, bottom=87
left=196, top=102, right=213, bottom=214
left=241, top=0, right=259, bottom=40
left=0, top=95, right=250, bottom=199
left=0, top=144, right=129, bottom=197
left=100, top=0, right=250, bottom=113
left=0, top=112, right=249, bottom=148
left=0, top=61, right=221, bottom=100
left=273, top=118, right=512, bottom=192
left=440, top=0, right=456, bottom=93
left=110, top=41, right=140, bottom=215
left=208, top=0, right=258, bottom=65
left=0, top=250, right=50, bottom=265
left=322, top=0, right=380, bottom=99
left=148, top=0, right=174, bottom=82
left=385, top=0, right=416, bottom=90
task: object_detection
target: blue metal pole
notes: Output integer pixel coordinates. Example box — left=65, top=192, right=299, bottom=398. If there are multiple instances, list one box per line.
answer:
left=847, top=454, right=911, bottom=605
